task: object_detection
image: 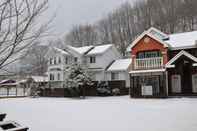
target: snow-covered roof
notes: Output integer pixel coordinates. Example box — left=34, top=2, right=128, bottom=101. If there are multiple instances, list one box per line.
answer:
left=126, top=28, right=169, bottom=52
left=53, top=47, right=69, bottom=55
left=86, top=44, right=113, bottom=56
left=165, top=31, right=197, bottom=49
left=67, top=45, right=94, bottom=55
left=166, top=50, right=197, bottom=68
left=127, top=27, right=197, bottom=52
left=107, top=59, right=132, bottom=71
left=0, top=79, right=15, bottom=84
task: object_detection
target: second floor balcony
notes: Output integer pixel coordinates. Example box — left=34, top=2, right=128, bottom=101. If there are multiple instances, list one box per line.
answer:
left=134, top=57, right=163, bottom=70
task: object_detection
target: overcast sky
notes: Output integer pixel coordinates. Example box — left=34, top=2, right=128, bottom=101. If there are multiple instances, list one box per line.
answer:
left=46, top=0, right=135, bottom=38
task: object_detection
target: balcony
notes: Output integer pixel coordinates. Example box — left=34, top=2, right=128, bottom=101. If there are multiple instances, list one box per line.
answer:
left=134, top=57, right=163, bottom=70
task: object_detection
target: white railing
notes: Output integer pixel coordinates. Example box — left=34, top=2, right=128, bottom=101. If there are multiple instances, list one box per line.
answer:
left=134, top=57, right=163, bottom=69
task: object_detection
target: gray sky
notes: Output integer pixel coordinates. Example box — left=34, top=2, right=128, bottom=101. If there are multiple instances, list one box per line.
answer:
left=46, top=0, right=134, bottom=37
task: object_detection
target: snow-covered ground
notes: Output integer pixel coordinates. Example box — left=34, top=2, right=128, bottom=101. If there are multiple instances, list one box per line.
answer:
left=0, top=96, right=197, bottom=131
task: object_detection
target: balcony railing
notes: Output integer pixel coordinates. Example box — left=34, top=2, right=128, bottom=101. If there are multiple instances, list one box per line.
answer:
left=134, top=57, right=163, bottom=70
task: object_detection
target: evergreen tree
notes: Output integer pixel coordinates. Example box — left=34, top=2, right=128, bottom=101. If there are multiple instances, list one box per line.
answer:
left=65, top=64, right=92, bottom=98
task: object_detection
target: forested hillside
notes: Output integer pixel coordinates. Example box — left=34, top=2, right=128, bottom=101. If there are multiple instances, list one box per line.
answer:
left=65, top=0, right=197, bottom=56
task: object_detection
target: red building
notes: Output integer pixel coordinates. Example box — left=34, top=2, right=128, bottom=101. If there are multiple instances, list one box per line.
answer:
left=128, top=27, right=197, bottom=98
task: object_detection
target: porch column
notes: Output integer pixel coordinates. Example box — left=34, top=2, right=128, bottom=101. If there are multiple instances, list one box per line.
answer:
left=131, top=55, right=136, bottom=70
left=165, top=71, right=169, bottom=96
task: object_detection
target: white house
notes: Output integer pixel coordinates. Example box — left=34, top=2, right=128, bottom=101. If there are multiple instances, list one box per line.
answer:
left=106, top=58, right=132, bottom=88
left=46, top=47, right=70, bottom=88
left=85, top=44, right=121, bottom=81
left=46, top=44, right=122, bottom=88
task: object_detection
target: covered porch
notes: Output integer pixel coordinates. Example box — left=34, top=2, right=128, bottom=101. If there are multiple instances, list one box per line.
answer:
left=166, top=50, right=197, bottom=96
left=130, top=69, right=168, bottom=98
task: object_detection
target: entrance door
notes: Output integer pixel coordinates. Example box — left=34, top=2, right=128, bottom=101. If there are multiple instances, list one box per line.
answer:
left=171, top=75, right=181, bottom=93
left=182, top=62, right=192, bottom=94
left=192, top=74, right=197, bottom=93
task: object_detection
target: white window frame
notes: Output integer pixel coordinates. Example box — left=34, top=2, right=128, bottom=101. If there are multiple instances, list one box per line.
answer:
left=50, top=73, right=55, bottom=81
left=54, top=57, right=57, bottom=65
left=49, top=58, right=53, bottom=65
left=111, top=72, right=119, bottom=80
left=90, top=56, right=96, bottom=63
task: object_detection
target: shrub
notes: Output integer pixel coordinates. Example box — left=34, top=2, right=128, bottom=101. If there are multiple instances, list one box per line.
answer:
left=112, top=88, right=120, bottom=96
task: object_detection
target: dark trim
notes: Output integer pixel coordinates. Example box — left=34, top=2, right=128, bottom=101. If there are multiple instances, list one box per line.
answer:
left=130, top=74, right=167, bottom=98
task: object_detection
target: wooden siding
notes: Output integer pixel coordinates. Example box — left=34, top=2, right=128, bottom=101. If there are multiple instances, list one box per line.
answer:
left=131, top=35, right=168, bottom=70
left=167, top=55, right=197, bottom=96
left=130, top=74, right=167, bottom=98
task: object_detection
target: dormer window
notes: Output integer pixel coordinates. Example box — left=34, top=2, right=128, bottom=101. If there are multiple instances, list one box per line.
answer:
left=90, top=56, right=96, bottom=63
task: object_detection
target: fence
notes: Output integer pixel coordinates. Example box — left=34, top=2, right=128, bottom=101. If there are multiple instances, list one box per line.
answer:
left=40, top=80, right=129, bottom=97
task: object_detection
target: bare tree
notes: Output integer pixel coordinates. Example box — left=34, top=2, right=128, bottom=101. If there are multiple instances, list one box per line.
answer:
left=20, top=42, right=48, bottom=76
left=65, top=24, right=98, bottom=47
left=0, top=0, right=49, bottom=69
left=64, top=0, right=197, bottom=57
left=48, top=38, right=65, bottom=49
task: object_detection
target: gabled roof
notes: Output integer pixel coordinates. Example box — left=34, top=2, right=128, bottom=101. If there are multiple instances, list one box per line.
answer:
left=126, top=27, right=169, bottom=52
left=165, top=31, right=197, bottom=50
left=166, top=50, right=197, bottom=68
left=66, top=45, right=94, bottom=55
left=46, top=47, right=69, bottom=58
left=107, top=59, right=132, bottom=71
left=53, top=47, right=69, bottom=55
left=86, top=44, right=113, bottom=56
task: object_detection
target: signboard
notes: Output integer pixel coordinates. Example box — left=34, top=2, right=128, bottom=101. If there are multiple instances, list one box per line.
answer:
left=192, top=74, right=197, bottom=93
left=171, top=75, right=181, bottom=93
left=141, top=86, right=153, bottom=96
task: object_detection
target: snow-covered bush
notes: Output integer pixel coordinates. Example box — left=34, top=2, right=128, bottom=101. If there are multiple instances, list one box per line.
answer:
left=65, top=64, right=93, bottom=98
left=112, top=88, right=120, bottom=96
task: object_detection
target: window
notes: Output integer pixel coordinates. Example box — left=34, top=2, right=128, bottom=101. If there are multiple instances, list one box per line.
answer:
left=58, top=57, right=61, bottom=64
left=74, top=57, right=78, bottom=62
left=111, top=72, right=119, bottom=80
left=137, top=51, right=162, bottom=59
left=49, top=58, right=53, bottom=65
left=50, top=68, right=61, bottom=71
left=54, top=57, right=57, bottom=65
left=90, top=56, right=96, bottom=63
left=65, top=57, right=68, bottom=64
left=49, top=74, right=54, bottom=81
left=57, top=73, right=60, bottom=81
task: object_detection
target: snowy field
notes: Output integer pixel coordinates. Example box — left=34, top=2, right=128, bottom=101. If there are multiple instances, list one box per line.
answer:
left=1, top=96, right=197, bottom=131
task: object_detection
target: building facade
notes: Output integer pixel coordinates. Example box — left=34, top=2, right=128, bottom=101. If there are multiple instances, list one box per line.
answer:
left=128, top=27, right=197, bottom=98
left=46, top=44, right=122, bottom=89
